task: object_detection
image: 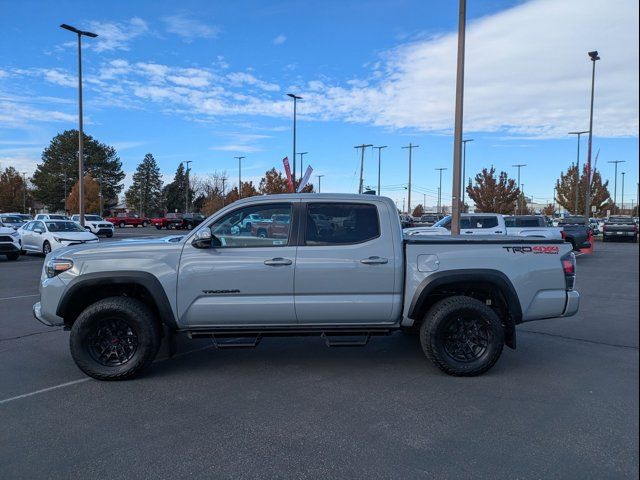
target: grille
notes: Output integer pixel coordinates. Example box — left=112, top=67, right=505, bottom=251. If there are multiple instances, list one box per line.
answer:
left=98, top=224, right=112, bottom=228
left=0, top=235, right=14, bottom=242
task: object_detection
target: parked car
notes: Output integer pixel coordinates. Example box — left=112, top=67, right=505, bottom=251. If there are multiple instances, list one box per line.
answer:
left=35, top=213, right=69, bottom=221
left=178, top=213, right=206, bottom=230
left=405, top=214, right=562, bottom=240
left=400, top=214, right=414, bottom=228
left=105, top=213, right=149, bottom=228
left=151, top=213, right=184, bottom=230
left=251, top=214, right=291, bottom=239
left=589, top=218, right=600, bottom=235
left=70, top=215, right=115, bottom=237
left=240, top=213, right=271, bottom=231
left=0, top=214, right=26, bottom=230
left=602, top=216, right=638, bottom=242
left=19, top=219, right=98, bottom=255
left=0, top=225, right=21, bottom=260
left=33, top=193, right=579, bottom=381
left=4, top=212, right=33, bottom=222
left=557, top=216, right=593, bottom=252
left=418, top=213, right=445, bottom=226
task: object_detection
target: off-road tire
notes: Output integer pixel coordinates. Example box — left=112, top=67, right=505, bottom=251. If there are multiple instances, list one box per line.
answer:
left=70, top=297, right=161, bottom=381
left=6, top=252, right=19, bottom=261
left=420, top=296, right=504, bottom=376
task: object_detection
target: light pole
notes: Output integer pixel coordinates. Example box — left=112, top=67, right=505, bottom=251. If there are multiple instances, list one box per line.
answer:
left=584, top=51, right=600, bottom=224
left=461, top=138, right=473, bottom=206
left=60, top=24, right=98, bottom=227
left=234, top=156, right=245, bottom=198
left=287, top=93, right=302, bottom=186
left=354, top=144, right=373, bottom=194
left=374, top=146, right=387, bottom=196
left=450, top=0, right=467, bottom=235
left=568, top=131, right=589, bottom=215
left=316, top=174, right=324, bottom=193
left=608, top=160, right=625, bottom=213
left=402, top=143, right=419, bottom=213
left=185, top=160, right=192, bottom=213
left=621, top=172, right=626, bottom=212
left=297, top=152, right=308, bottom=176
left=512, top=164, right=526, bottom=214
left=435, top=168, right=447, bottom=214
left=22, top=172, right=27, bottom=213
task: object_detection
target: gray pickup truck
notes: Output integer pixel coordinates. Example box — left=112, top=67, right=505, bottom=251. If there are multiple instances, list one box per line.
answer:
left=34, top=194, right=579, bottom=380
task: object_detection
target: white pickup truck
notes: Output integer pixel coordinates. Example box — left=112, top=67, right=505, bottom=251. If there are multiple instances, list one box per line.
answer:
left=33, top=194, right=579, bottom=380
left=405, top=214, right=563, bottom=239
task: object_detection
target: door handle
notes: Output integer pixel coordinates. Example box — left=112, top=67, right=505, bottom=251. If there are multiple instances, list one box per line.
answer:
left=360, top=256, right=389, bottom=265
left=264, top=257, right=293, bottom=266
left=464, top=231, right=473, bottom=234
left=494, top=230, right=503, bottom=234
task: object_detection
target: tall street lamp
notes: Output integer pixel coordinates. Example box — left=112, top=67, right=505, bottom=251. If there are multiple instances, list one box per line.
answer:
left=621, top=171, right=626, bottom=212
left=402, top=143, right=419, bottom=213
left=316, top=174, right=324, bottom=193
left=354, top=144, right=373, bottom=194
left=297, top=151, right=308, bottom=175
left=22, top=172, right=27, bottom=214
left=608, top=160, right=625, bottom=213
left=235, top=156, right=245, bottom=198
left=461, top=138, right=473, bottom=206
left=568, top=130, right=589, bottom=215
left=185, top=160, right=192, bottom=213
left=512, top=164, right=526, bottom=214
left=584, top=51, right=600, bottom=224
left=287, top=93, right=302, bottom=186
left=435, top=168, right=447, bottom=214
left=60, top=24, right=98, bottom=227
left=373, top=146, right=387, bottom=196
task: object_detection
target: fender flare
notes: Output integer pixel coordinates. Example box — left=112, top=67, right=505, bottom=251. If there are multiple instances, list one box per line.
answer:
left=56, top=271, right=178, bottom=329
left=407, top=269, right=522, bottom=348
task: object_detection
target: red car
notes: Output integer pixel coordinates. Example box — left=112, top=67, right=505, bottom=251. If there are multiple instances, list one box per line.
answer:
left=105, top=213, right=149, bottom=228
left=251, top=214, right=290, bottom=238
left=151, top=213, right=184, bottom=230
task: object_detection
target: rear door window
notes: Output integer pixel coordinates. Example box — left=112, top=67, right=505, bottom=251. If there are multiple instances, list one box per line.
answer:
left=305, top=203, right=380, bottom=245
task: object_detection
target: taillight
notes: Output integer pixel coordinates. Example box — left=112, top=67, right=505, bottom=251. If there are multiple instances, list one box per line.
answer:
left=561, top=230, right=566, bottom=240
left=603, top=225, right=607, bottom=233
left=561, top=252, right=576, bottom=290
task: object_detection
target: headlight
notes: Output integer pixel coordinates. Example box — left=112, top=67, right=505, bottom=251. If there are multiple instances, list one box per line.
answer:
left=46, top=258, right=73, bottom=278
left=53, top=236, right=62, bottom=243
left=10, top=231, right=19, bottom=238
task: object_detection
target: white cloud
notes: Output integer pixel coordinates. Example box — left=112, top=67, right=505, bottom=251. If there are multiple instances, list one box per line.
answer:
left=226, top=72, right=280, bottom=92
left=86, top=17, right=149, bottom=52
left=162, top=14, right=219, bottom=41
left=273, top=34, right=287, bottom=45
left=42, top=69, right=76, bottom=88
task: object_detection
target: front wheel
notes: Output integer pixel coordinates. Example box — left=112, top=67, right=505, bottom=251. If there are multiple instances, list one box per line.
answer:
left=43, top=241, right=52, bottom=255
left=142, top=221, right=148, bottom=227
left=6, top=252, right=19, bottom=261
left=106, top=232, right=113, bottom=238
left=420, top=296, right=504, bottom=376
left=155, top=225, right=162, bottom=230
left=69, top=297, right=161, bottom=381
left=119, top=221, right=126, bottom=228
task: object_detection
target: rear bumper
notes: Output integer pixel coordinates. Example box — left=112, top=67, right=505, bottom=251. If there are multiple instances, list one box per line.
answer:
left=562, top=290, right=580, bottom=317
left=522, top=289, right=580, bottom=321
left=604, top=231, right=635, bottom=237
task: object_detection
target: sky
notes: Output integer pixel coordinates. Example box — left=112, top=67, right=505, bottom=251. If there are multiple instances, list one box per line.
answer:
left=0, top=0, right=638, bottom=210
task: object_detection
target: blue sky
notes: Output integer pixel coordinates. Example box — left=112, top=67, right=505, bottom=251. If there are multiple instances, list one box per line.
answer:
left=0, top=0, right=638, bottom=210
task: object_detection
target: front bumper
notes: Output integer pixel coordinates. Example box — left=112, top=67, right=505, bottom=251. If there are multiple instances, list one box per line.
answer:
left=0, top=242, right=20, bottom=253
left=33, top=301, right=64, bottom=327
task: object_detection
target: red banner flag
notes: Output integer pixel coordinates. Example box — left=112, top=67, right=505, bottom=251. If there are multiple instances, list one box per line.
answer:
left=283, top=157, right=294, bottom=192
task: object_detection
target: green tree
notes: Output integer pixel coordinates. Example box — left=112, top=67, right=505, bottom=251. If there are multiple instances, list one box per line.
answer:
left=0, top=167, right=31, bottom=213
left=466, top=167, right=520, bottom=214
left=125, top=154, right=164, bottom=216
left=31, top=130, right=125, bottom=211
left=555, top=164, right=612, bottom=216
left=162, top=163, right=195, bottom=213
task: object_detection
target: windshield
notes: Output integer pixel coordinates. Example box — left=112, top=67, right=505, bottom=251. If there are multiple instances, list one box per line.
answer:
left=46, top=221, right=86, bottom=232
left=1, top=216, right=22, bottom=224
left=433, top=215, right=452, bottom=228
left=608, top=217, right=635, bottom=224
left=560, top=216, right=586, bottom=224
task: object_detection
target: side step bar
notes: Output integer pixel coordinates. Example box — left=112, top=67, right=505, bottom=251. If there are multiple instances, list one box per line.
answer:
left=187, top=327, right=392, bottom=349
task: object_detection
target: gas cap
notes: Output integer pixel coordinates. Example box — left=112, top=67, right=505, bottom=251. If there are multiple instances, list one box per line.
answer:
left=417, top=254, right=440, bottom=272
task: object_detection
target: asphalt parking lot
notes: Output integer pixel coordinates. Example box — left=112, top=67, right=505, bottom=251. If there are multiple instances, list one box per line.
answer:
left=1, top=230, right=638, bottom=479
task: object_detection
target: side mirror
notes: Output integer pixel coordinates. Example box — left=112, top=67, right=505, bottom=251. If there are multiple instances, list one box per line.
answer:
left=191, top=228, right=221, bottom=248
left=35, top=228, right=44, bottom=234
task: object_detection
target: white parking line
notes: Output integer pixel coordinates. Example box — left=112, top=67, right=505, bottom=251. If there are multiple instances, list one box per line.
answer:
left=0, top=378, right=90, bottom=405
left=0, top=294, right=39, bottom=301
left=0, top=344, right=215, bottom=406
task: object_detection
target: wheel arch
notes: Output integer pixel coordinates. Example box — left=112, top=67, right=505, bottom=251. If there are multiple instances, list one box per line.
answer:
left=56, top=271, right=178, bottom=330
left=407, top=269, right=522, bottom=349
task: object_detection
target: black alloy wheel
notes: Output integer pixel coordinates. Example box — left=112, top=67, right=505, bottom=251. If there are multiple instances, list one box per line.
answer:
left=440, top=315, right=492, bottom=363
left=87, top=318, right=139, bottom=367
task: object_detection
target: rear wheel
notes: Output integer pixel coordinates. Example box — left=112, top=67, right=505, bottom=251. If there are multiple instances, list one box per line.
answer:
left=69, top=297, right=161, bottom=381
left=142, top=221, right=148, bottom=227
left=155, top=225, right=162, bottom=230
left=420, top=296, right=504, bottom=376
left=257, top=229, right=267, bottom=238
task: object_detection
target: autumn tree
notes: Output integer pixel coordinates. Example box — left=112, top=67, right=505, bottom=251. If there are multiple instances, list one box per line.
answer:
left=412, top=204, right=424, bottom=217
left=200, top=172, right=230, bottom=216
left=125, top=153, right=164, bottom=216
left=0, top=167, right=31, bottom=212
left=542, top=204, right=556, bottom=216
left=32, top=130, right=125, bottom=211
left=225, top=181, right=260, bottom=204
left=66, top=174, right=101, bottom=214
left=259, top=168, right=314, bottom=194
left=466, top=167, right=520, bottom=214
left=555, top=164, right=612, bottom=216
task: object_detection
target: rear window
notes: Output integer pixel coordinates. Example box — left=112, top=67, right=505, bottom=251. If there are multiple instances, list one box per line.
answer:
left=560, top=216, right=586, bottom=225
left=607, top=217, right=634, bottom=224
left=305, top=203, right=379, bottom=245
left=505, top=216, right=544, bottom=228
left=463, top=216, right=499, bottom=229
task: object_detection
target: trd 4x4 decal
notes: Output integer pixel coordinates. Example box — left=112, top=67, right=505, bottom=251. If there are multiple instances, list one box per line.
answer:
left=503, top=246, right=559, bottom=254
